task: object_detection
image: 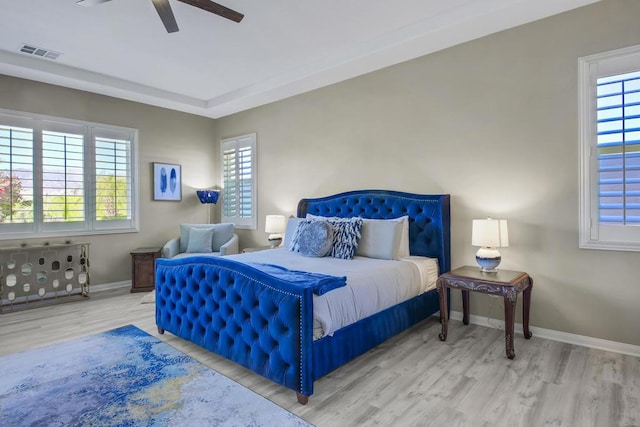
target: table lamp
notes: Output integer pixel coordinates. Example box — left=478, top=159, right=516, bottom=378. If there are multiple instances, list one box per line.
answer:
left=265, top=215, right=286, bottom=247
left=472, top=218, right=509, bottom=272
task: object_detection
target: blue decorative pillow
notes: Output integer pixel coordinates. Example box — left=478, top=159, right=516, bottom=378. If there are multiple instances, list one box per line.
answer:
left=297, top=220, right=334, bottom=257
left=327, top=217, right=363, bottom=260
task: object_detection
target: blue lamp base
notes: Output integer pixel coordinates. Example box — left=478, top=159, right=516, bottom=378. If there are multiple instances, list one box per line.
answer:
left=475, top=247, right=501, bottom=273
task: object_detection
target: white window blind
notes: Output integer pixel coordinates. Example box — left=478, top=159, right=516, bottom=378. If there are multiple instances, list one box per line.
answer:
left=579, top=44, right=640, bottom=251
left=95, top=133, right=133, bottom=223
left=0, top=122, right=34, bottom=227
left=42, top=128, right=85, bottom=224
left=221, top=133, right=256, bottom=229
left=0, top=109, right=138, bottom=239
left=596, top=71, right=640, bottom=225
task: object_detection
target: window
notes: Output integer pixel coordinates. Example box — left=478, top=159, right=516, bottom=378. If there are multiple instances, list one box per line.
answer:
left=0, top=109, right=138, bottom=239
left=221, top=133, right=256, bottom=229
left=579, top=44, right=640, bottom=251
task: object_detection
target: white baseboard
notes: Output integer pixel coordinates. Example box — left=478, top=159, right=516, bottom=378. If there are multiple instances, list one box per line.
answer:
left=447, top=310, right=640, bottom=358
left=85, top=283, right=640, bottom=358
left=90, top=281, right=131, bottom=293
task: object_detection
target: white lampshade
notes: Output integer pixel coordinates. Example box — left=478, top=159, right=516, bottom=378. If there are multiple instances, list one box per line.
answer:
left=472, top=218, right=509, bottom=248
left=265, top=214, right=285, bottom=248
left=265, top=215, right=285, bottom=234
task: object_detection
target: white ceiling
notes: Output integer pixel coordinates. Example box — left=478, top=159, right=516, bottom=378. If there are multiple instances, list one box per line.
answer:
left=0, top=0, right=599, bottom=119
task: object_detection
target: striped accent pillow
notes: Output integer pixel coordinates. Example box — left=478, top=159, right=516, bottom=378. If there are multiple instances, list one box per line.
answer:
left=326, top=217, right=363, bottom=260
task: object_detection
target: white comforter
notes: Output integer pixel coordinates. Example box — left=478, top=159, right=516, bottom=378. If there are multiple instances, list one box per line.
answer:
left=226, top=248, right=438, bottom=339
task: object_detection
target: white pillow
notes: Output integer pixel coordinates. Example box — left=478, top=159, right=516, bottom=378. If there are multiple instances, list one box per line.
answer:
left=397, top=216, right=410, bottom=258
left=356, top=217, right=404, bottom=260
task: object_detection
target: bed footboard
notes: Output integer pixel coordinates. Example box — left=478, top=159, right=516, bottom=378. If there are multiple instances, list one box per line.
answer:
left=155, top=256, right=314, bottom=400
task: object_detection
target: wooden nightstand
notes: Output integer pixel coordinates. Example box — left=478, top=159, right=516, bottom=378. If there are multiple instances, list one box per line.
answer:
left=130, top=247, right=161, bottom=293
left=437, top=266, right=533, bottom=359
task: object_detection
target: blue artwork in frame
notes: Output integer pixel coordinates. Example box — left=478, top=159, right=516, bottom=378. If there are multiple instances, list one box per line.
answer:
left=153, top=162, right=181, bottom=201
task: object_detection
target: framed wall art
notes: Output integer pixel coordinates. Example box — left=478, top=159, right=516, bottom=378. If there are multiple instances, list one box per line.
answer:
left=153, top=162, right=182, bottom=201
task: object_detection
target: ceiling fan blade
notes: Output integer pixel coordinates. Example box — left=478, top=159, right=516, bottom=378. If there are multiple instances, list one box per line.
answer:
left=151, top=0, right=179, bottom=33
left=76, top=0, right=112, bottom=6
left=177, top=0, right=244, bottom=23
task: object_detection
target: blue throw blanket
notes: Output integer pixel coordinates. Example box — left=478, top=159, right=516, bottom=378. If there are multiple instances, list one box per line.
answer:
left=247, top=263, right=347, bottom=296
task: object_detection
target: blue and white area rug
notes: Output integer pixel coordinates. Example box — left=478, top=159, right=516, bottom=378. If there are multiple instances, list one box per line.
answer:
left=0, top=325, right=312, bottom=427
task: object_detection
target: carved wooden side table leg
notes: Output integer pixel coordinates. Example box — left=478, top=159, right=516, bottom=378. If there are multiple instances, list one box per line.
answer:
left=461, top=289, right=470, bottom=325
left=438, top=279, right=448, bottom=341
left=436, top=267, right=532, bottom=360
left=503, top=288, right=517, bottom=359
left=522, top=277, right=533, bottom=339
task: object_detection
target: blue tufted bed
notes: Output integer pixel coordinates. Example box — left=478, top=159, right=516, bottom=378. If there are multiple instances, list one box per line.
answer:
left=155, top=190, right=450, bottom=404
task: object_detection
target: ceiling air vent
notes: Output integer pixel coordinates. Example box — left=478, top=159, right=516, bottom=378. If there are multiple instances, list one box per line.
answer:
left=19, top=44, right=61, bottom=60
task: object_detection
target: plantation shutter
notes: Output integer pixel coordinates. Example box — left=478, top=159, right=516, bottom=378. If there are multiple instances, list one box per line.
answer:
left=0, top=109, right=138, bottom=239
left=41, top=126, right=85, bottom=226
left=94, top=130, right=134, bottom=228
left=0, top=121, right=35, bottom=228
left=221, top=133, right=256, bottom=229
left=596, top=71, right=640, bottom=225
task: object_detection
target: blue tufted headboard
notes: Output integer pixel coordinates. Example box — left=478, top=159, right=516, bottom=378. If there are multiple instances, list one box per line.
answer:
left=297, top=190, right=451, bottom=274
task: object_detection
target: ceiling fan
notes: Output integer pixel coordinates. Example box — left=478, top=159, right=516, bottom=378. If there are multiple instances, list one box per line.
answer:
left=77, top=0, right=244, bottom=33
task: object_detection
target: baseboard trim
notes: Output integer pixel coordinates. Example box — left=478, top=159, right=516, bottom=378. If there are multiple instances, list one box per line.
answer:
left=84, top=284, right=640, bottom=357
left=447, top=310, right=640, bottom=358
left=90, top=281, right=131, bottom=293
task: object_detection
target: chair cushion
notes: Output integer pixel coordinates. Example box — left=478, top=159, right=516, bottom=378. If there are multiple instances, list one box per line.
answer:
left=180, top=223, right=235, bottom=253
left=180, top=224, right=215, bottom=253
left=186, top=227, right=214, bottom=253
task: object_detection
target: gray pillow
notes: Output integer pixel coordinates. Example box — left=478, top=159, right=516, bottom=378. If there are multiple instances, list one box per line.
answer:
left=186, top=227, right=214, bottom=253
left=180, top=224, right=215, bottom=253
left=180, top=223, right=235, bottom=253
left=297, top=220, right=334, bottom=257
left=356, top=217, right=404, bottom=260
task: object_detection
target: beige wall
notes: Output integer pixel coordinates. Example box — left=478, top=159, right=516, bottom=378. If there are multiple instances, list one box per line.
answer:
left=217, top=0, right=640, bottom=346
left=2, top=0, right=638, bottom=346
left=0, top=76, right=217, bottom=285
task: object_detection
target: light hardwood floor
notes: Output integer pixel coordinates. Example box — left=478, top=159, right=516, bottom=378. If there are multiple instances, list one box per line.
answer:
left=1, top=288, right=638, bottom=427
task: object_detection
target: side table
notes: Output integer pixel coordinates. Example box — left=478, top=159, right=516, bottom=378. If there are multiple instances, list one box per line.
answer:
left=130, top=247, right=161, bottom=293
left=437, top=266, right=533, bottom=359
